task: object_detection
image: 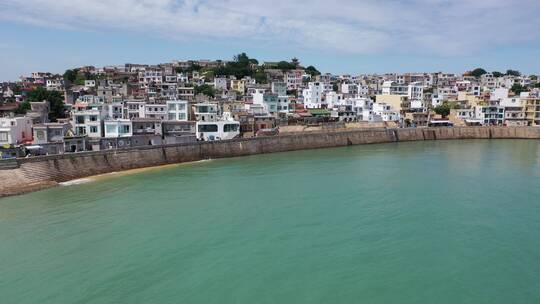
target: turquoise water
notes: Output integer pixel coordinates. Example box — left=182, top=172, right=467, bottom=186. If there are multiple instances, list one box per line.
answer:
left=1, top=140, right=540, bottom=303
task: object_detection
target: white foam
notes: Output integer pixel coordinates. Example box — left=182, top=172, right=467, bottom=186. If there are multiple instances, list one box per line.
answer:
left=59, top=178, right=92, bottom=186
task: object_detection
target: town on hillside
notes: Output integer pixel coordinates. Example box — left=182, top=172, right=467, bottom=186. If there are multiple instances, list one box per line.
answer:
left=1, top=54, right=540, bottom=158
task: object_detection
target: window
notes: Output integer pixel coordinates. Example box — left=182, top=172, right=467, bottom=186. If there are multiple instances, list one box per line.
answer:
left=168, top=104, right=176, bottom=111
left=198, top=124, right=218, bottom=132
left=106, top=125, right=116, bottom=134
left=168, top=113, right=176, bottom=120
left=178, top=113, right=186, bottom=120
left=36, top=130, right=45, bottom=140
left=90, top=126, right=98, bottom=133
left=76, top=116, right=85, bottom=124
left=224, top=124, right=239, bottom=132
left=121, top=125, right=130, bottom=134
left=90, top=115, right=98, bottom=122
left=0, top=132, right=8, bottom=142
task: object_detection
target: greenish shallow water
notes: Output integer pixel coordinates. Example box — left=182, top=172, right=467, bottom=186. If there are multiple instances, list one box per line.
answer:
left=1, top=140, right=540, bottom=304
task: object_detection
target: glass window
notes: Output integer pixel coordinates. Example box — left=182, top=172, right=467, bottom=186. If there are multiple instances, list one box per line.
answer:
left=224, top=124, right=239, bottom=132
left=168, top=113, right=176, bottom=120
left=121, top=125, right=130, bottom=134
left=0, top=132, right=8, bottom=141
left=106, top=125, right=116, bottom=134
left=90, top=126, right=98, bottom=133
left=168, top=104, right=176, bottom=111
left=198, top=124, right=218, bottom=132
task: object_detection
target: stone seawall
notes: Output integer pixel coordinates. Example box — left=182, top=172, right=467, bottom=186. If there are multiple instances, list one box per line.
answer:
left=1, top=126, right=539, bottom=197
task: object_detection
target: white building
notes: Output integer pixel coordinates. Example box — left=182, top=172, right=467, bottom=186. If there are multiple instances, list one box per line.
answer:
left=104, top=119, right=132, bottom=138
left=214, top=77, right=228, bottom=91
left=252, top=89, right=278, bottom=114
left=373, top=103, right=400, bottom=122
left=126, top=101, right=146, bottom=119
left=194, top=103, right=219, bottom=122
left=144, top=104, right=167, bottom=120
left=302, top=82, right=325, bottom=108
left=381, top=81, right=408, bottom=95
left=166, top=100, right=188, bottom=121
left=407, top=82, right=424, bottom=101
left=72, top=105, right=106, bottom=138
left=285, top=69, right=304, bottom=90
left=84, top=80, right=96, bottom=88
left=341, top=83, right=358, bottom=96
left=326, top=92, right=344, bottom=108
left=196, top=113, right=240, bottom=141
left=0, top=116, right=33, bottom=145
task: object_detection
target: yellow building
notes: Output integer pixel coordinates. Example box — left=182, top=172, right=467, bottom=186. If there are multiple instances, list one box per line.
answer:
left=230, top=79, right=246, bottom=94
left=375, top=95, right=410, bottom=113
left=457, top=92, right=485, bottom=107
left=524, top=97, right=540, bottom=126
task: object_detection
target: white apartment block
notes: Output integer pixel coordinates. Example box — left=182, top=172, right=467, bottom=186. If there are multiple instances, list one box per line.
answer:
left=0, top=116, right=33, bottom=145
left=166, top=100, right=188, bottom=121
left=381, top=81, right=408, bottom=95
left=104, top=119, right=132, bottom=138
left=144, top=104, right=167, bottom=120
left=372, top=103, right=400, bottom=122
left=302, top=82, right=325, bottom=109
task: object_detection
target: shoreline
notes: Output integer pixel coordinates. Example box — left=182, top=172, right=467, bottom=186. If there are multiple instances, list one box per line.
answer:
left=59, top=159, right=214, bottom=186
left=1, top=127, right=539, bottom=198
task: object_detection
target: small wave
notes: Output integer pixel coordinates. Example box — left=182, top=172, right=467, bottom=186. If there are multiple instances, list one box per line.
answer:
left=59, top=178, right=92, bottom=186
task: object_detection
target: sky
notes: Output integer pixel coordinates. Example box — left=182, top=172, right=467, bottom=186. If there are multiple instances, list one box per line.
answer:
left=1, top=0, right=540, bottom=80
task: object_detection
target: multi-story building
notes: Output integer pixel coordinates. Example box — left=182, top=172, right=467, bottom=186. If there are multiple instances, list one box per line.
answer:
left=524, top=96, right=540, bottom=126
left=381, top=81, right=408, bottom=95
left=166, top=100, right=188, bottom=121
left=252, top=89, right=278, bottom=115
left=144, top=103, right=167, bottom=120
left=302, top=82, right=325, bottom=109
left=194, top=103, right=219, bottom=122
left=104, top=119, right=132, bottom=138
left=0, top=116, right=33, bottom=145
left=71, top=103, right=107, bottom=138
left=285, top=69, right=305, bottom=90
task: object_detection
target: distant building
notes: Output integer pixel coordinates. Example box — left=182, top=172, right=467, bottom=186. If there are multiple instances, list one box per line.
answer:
left=0, top=116, right=33, bottom=145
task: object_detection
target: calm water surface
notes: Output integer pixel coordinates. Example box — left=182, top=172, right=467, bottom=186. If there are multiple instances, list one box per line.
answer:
left=1, top=140, right=540, bottom=303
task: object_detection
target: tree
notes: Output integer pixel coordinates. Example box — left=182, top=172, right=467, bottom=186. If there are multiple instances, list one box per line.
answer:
left=213, top=53, right=256, bottom=79
left=277, top=61, right=296, bottom=71
left=17, top=87, right=66, bottom=121
left=511, top=84, right=527, bottom=95
left=291, top=57, right=300, bottom=68
left=63, top=69, right=78, bottom=83
left=492, top=71, right=504, bottom=77
left=404, top=118, right=412, bottom=127
left=506, top=69, right=521, bottom=77
left=305, top=65, right=321, bottom=77
left=14, top=101, right=31, bottom=115
left=194, top=84, right=216, bottom=98
left=254, top=70, right=268, bottom=84
left=434, top=102, right=451, bottom=117
left=470, top=68, right=487, bottom=78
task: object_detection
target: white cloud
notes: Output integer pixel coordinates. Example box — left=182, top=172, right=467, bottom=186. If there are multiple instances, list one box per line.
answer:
left=1, top=0, right=539, bottom=56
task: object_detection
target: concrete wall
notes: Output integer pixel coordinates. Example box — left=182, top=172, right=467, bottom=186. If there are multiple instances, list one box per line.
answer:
left=1, top=126, right=540, bottom=197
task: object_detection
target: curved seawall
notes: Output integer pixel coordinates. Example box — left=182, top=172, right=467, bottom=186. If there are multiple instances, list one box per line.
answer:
left=1, top=126, right=539, bottom=197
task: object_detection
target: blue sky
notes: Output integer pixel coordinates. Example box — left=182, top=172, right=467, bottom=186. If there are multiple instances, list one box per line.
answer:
left=1, top=0, right=540, bottom=80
